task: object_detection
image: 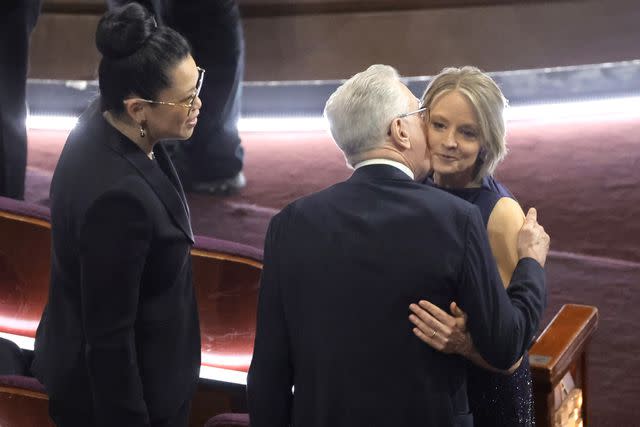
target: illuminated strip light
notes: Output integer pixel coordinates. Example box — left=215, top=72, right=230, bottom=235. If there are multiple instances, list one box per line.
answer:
left=504, top=95, right=640, bottom=122
left=201, top=352, right=252, bottom=370
left=0, top=331, right=249, bottom=385
left=199, top=365, right=247, bottom=385
left=238, top=117, right=328, bottom=133
left=0, top=316, right=40, bottom=332
left=0, top=332, right=35, bottom=351
left=26, top=115, right=78, bottom=131
left=26, top=95, right=640, bottom=132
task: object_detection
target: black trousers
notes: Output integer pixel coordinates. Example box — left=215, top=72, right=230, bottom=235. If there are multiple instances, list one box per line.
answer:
left=0, top=0, right=42, bottom=199
left=107, top=0, right=245, bottom=182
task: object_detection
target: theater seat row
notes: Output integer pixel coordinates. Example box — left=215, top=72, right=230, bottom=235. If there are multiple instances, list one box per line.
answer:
left=0, top=196, right=261, bottom=425
left=0, top=196, right=597, bottom=426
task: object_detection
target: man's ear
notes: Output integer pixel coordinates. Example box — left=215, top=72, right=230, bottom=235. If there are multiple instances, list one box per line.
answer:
left=122, top=98, right=147, bottom=124
left=389, top=117, right=411, bottom=151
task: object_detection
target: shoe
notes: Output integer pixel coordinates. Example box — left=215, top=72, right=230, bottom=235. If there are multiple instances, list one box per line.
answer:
left=190, top=172, right=246, bottom=196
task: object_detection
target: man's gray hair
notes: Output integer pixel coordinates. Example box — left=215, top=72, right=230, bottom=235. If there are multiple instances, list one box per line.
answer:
left=324, top=65, right=409, bottom=164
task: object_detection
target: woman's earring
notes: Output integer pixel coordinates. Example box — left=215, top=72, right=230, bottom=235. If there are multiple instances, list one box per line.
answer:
left=478, top=147, right=487, bottom=162
left=139, top=123, right=146, bottom=138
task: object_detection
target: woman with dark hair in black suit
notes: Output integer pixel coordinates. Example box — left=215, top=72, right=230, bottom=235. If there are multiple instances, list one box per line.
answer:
left=107, top=0, right=246, bottom=194
left=32, top=3, right=203, bottom=426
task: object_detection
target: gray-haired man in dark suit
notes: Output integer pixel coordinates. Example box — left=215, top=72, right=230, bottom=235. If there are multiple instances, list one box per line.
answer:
left=248, top=64, right=549, bottom=427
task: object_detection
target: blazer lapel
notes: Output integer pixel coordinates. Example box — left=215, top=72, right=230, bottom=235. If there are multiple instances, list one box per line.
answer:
left=106, top=129, right=195, bottom=243
left=154, top=142, right=192, bottom=221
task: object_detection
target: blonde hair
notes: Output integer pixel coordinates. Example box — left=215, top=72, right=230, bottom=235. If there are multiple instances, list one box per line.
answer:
left=421, top=66, right=508, bottom=181
left=324, top=64, right=409, bottom=165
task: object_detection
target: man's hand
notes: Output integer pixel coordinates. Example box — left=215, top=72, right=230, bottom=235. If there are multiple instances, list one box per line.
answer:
left=409, top=300, right=473, bottom=357
left=517, top=207, right=550, bottom=267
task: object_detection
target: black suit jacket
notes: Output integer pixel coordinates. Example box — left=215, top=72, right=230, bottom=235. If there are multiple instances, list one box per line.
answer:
left=247, top=164, right=546, bottom=427
left=32, top=103, right=201, bottom=426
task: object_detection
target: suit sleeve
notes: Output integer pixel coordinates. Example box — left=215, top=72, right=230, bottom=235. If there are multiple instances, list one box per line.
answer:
left=456, top=206, right=546, bottom=369
left=247, top=212, right=293, bottom=427
left=78, top=189, right=151, bottom=427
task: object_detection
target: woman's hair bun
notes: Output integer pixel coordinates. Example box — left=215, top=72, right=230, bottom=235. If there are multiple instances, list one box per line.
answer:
left=95, top=2, right=157, bottom=60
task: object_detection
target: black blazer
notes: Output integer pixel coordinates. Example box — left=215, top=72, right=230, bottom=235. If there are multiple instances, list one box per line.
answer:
left=248, top=164, right=546, bottom=427
left=32, top=103, right=201, bottom=426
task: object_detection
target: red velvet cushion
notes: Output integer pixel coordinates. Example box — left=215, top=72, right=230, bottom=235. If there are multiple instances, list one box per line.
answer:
left=0, top=197, right=50, bottom=222
left=194, top=235, right=262, bottom=263
left=0, top=375, right=46, bottom=394
left=204, top=413, right=250, bottom=427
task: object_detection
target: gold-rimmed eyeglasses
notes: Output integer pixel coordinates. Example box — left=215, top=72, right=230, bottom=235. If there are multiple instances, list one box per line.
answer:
left=137, top=66, right=205, bottom=115
left=398, top=105, right=428, bottom=119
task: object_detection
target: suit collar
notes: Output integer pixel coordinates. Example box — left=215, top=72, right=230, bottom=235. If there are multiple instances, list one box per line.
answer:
left=354, top=158, right=414, bottom=179
left=102, top=119, right=194, bottom=243
left=349, top=163, right=415, bottom=183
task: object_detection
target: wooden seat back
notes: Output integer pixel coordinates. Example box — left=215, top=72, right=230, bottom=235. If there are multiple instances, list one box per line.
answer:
left=0, top=198, right=51, bottom=338
left=191, top=236, right=263, bottom=374
left=188, top=236, right=262, bottom=427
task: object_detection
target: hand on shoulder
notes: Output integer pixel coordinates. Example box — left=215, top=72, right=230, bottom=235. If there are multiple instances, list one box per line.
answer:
left=516, top=207, right=551, bottom=267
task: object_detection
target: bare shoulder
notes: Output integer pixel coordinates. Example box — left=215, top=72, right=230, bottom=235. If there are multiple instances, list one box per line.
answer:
left=487, top=197, right=525, bottom=286
left=488, top=197, right=525, bottom=233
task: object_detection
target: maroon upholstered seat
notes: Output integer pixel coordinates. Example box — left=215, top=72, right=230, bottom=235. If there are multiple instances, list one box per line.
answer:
left=0, top=196, right=50, bottom=223
left=1, top=195, right=265, bottom=378
left=0, top=374, right=53, bottom=426
left=204, top=413, right=250, bottom=427
left=0, top=374, right=46, bottom=393
left=194, top=235, right=263, bottom=265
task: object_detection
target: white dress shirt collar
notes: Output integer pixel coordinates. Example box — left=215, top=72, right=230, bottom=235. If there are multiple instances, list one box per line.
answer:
left=353, top=158, right=415, bottom=180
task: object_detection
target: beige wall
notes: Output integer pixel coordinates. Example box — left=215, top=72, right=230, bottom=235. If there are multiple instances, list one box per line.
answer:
left=30, top=13, right=101, bottom=80
left=30, top=0, right=640, bottom=81
left=242, top=0, right=640, bottom=80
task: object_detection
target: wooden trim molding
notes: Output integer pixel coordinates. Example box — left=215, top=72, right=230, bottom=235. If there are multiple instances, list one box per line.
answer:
left=0, top=386, right=49, bottom=401
left=190, top=248, right=263, bottom=269
left=239, top=0, right=566, bottom=17
left=41, top=0, right=571, bottom=17
left=0, top=212, right=51, bottom=230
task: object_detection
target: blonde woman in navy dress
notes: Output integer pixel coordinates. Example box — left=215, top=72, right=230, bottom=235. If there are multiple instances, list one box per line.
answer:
left=409, top=66, right=535, bottom=426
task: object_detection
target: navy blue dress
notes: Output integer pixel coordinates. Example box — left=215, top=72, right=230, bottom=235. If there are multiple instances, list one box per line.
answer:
left=427, top=175, right=535, bottom=427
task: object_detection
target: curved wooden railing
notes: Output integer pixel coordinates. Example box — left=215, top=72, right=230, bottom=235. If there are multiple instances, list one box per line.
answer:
left=529, top=304, right=599, bottom=427
left=42, top=0, right=559, bottom=17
